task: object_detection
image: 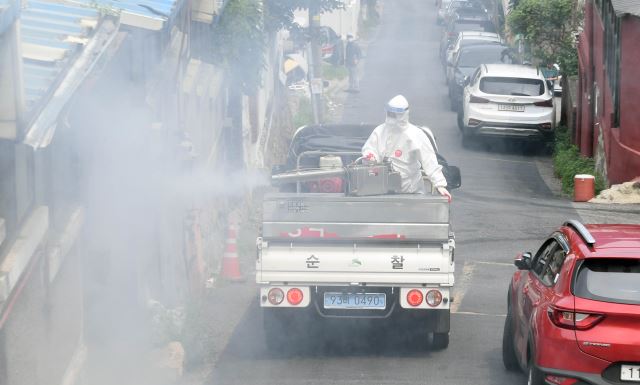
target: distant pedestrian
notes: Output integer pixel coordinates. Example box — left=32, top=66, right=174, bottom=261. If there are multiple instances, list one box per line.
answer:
left=345, top=33, right=362, bottom=93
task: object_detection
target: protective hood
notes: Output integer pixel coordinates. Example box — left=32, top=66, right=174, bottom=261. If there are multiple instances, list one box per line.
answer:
left=385, top=95, right=409, bottom=131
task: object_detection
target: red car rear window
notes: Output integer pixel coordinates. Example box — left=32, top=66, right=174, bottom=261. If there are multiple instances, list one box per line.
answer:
left=574, top=258, right=640, bottom=305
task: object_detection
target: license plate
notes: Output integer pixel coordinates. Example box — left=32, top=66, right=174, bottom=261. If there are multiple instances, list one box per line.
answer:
left=621, top=365, right=640, bottom=381
left=323, top=292, right=386, bottom=310
left=498, top=104, right=525, bottom=112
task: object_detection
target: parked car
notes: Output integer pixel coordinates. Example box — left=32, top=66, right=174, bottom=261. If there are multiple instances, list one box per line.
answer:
left=446, top=44, right=514, bottom=110
left=442, top=31, right=503, bottom=67
left=439, top=14, right=495, bottom=64
left=290, top=26, right=344, bottom=65
left=502, top=220, right=640, bottom=385
left=441, top=0, right=486, bottom=26
left=459, top=64, right=554, bottom=146
left=436, top=0, right=453, bottom=24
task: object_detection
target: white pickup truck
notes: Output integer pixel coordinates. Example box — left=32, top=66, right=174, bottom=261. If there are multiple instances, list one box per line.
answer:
left=256, top=124, right=461, bottom=350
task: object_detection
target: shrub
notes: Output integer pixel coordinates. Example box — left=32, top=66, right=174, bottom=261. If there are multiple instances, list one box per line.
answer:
left=553, top=127, right=605, bottom=195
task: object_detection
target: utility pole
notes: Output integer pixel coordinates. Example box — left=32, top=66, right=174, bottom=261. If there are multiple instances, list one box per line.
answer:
left=308, top=1, right=323, bottom=123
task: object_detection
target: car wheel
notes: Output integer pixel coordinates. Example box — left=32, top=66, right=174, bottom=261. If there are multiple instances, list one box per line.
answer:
left=457, top=111, right=464, bottom=130
left=461, top=127, right=472, bottom=148
left=502, top=311, right=519, bottom=371
left=432, top=332, right=450, bottom=350
left=527, top=349, right=545, bottom=385
left=450, top=97, right=459, bottom=112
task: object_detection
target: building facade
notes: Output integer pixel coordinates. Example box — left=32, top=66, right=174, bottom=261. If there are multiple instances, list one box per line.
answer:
left=575, top=0, right=640, bottom=184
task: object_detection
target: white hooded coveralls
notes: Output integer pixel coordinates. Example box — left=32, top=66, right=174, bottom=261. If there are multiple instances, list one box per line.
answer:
left=362, top=97, right=447, bottom=194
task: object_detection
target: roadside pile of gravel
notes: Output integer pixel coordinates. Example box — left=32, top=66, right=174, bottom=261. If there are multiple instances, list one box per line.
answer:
left=590, top=180, right=640, bottom=204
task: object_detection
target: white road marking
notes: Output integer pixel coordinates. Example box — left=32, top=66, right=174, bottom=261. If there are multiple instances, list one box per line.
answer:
left=452, top=311, right=507, bottom=317
left=473, top=260, right=514, bottom=267
left=451, top=261, right=474, bottom=313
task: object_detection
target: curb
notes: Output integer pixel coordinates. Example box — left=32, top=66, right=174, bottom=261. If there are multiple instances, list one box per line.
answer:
left=535, top=156, right=640, bottom=215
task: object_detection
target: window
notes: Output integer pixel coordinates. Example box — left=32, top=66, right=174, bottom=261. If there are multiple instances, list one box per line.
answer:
left=479, top=77, right=545, bottom=96
left=532, top=240, right=555, bottom=276
left=540, top=246, right=566, bottom=286
left=574, top=258, right=640, bottom=305
left=457, top=47, right=511, bottom=67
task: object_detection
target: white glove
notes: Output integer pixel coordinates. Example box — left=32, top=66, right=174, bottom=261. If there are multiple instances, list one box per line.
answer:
left=437, top=187, right=452, bottom=202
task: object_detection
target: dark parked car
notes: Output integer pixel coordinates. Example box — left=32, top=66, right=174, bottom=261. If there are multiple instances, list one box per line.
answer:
left=446, top=44, right=515, bottom=110
left=439, top=13, right=495, bottom=65
left=503, top=221, right=640, bottom=385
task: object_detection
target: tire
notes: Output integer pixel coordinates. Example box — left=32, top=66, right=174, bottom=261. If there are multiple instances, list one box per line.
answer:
left=449, top=97, right=458, bottom=111
left=461, top=127, right=472, bottom=148
left=527, top=352, right=545, bottom=385
left=502, top=312, right=519, bottom=371
left=457, top=111, right=464, bottom=130
left=432, top=332, right=450, bottom=350
left=263, top=310, right=287, bottom=350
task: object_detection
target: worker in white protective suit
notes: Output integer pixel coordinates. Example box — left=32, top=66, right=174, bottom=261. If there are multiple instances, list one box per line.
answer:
left=362, top=95, right=452, bottom=201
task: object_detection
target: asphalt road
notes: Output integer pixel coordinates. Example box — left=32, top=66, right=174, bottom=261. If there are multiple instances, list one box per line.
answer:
left=207, top=1, right=580, bottom=384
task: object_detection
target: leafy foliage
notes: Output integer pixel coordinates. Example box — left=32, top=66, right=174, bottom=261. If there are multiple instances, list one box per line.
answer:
left=210, top=0, right=266, bottom=94
left=264, top=0, right=343, bottom=32
left=507, top=0, right=580, bottom=75
left=553, top=126, right=605, bottom=194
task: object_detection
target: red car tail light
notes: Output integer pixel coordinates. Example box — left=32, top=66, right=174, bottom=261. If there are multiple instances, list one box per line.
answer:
left=469, top=95, right=490, bottom=103
left=539, top=122, right=552, bottom=130
left=268, top=288, right=284, bottom=305
left=286, top=288, right=304, bottom=305
left=545, top=375, right=579, bottom=385
left=425, top=290, right=443, bottom=307
left=534, top=99, right=553, bottom=107
left=547, top=306, right=604, bottom=330
left=406, top=289, right=423, bottom=307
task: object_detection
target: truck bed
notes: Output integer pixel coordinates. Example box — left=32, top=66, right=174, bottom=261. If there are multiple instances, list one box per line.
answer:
left=262, top=193, right=451, bottom=242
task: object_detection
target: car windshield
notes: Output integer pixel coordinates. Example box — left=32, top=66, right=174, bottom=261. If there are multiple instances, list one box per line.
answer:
left=479, top=77, right=545, bottom=96
left=457, top=48, right=508, bottom=67
left=460, top=38, right=499, bottom=47
left=574, top=258, right=640, bottom=305
left=452, top=22, right=489, bottom=33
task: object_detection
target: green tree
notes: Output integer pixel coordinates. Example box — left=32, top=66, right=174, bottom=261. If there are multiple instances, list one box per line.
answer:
left=507, top=0, right=580, bottom=75
left=264, top=0, right=343, bottom=32
left=211, top=0, right=266, bottom=95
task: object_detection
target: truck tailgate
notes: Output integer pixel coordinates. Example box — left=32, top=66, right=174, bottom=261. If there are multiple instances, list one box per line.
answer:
left=257, top=242, right=455, bottom=285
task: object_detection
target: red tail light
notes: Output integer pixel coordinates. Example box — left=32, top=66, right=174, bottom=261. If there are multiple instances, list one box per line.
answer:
left=286, top=288, right=304, bottom=305
left=469, top=95, right=490, bottom=103
left=406, top=289, right=423, bottom=307
left=539, top=122, right=552, bottom=130
left=534, top=99, right=553, bottom=107
left=547, top=306, right=604, bottom=330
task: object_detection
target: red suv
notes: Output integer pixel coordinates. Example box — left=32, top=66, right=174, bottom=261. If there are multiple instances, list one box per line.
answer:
left=502, top=220, right=640, bottom=385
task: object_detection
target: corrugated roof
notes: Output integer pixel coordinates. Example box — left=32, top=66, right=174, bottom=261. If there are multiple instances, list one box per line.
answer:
left=20, top=0, right=101, bottom=114
left=611, top=0, right=640, bottom=17
left=68, top=0, right=185, bottom=30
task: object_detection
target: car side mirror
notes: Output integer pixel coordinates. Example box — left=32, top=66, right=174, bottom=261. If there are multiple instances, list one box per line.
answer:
left=444, top=165, right=461, bottom=189
left=514, top=252, right=532, bottom=270
left=464, top=76, right=470, bottom=86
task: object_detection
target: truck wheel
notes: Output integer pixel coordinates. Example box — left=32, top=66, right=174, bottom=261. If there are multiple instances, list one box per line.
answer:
left=431, top=332, right=449, bottom=350
left=263, top=310, right=287, bottom=350
left=502, top=312, right=519, bottom=371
